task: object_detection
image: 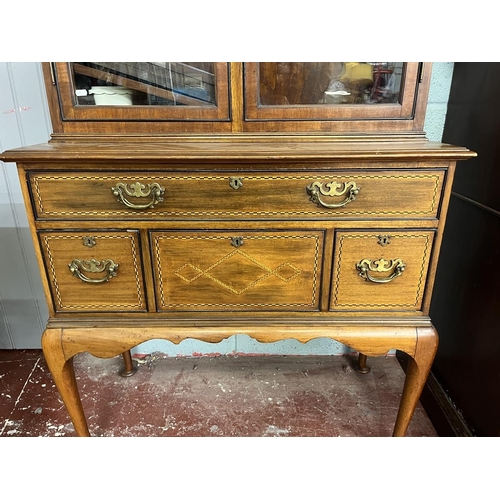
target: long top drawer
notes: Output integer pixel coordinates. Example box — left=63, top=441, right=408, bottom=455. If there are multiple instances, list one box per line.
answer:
left=29, top=169, right=445, bottom=220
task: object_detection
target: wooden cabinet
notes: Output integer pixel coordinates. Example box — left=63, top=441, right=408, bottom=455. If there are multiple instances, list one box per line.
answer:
left=0, top=61, right=475, bottom=436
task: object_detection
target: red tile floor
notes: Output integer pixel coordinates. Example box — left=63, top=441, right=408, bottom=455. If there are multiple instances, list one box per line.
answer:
left=0, top=350, right=437, bottom=437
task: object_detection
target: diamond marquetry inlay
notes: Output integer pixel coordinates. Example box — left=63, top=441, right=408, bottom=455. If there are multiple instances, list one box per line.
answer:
left=174, top=249, right=302, bottom=295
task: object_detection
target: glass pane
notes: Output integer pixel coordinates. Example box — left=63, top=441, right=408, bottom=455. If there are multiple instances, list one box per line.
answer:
left=71, top=62, right=216, bottom=106
left=259, top=62, right=404, bottom=105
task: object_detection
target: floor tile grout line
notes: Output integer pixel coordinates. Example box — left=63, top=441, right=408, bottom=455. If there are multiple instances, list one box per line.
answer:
left=0, top=357, right=42, bottom=364
left=0, top=356, right=42, bottom=436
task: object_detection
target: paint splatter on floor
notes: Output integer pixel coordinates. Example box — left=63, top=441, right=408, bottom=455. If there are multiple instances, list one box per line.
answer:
left=0, top=350, right=437, bottom=437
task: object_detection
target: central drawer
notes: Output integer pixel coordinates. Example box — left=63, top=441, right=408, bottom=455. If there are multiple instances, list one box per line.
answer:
left=151, top=230, right=324, bottom=311
left=29, top=169, right=444, bottom=220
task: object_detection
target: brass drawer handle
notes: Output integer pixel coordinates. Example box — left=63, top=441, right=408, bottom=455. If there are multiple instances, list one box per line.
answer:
left=356, top=258, right=406, bottom=284
left=68, top=258, right=119, bottom=284
left=306, top=181, right=360, bottom=209
left=111, top=182, right=165, bottom=210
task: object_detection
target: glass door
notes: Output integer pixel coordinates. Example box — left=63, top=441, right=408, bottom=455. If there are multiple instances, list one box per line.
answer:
left=55, top=62, right=231, bottom=121
left=243, top=62, right=425, bottom=129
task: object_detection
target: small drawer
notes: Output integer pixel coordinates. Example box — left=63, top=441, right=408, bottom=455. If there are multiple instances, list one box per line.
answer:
left=330, top=230, right=435, bottom=311
left=39, top=230, right=146, bottom=312
left=29, top=169, right=444, bottom=220
left=151, top=230, right=324, bottom=311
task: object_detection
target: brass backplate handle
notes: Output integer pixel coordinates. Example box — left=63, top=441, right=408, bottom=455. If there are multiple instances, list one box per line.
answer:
left=111, top=181, right=165, bottom=210
left=306, top=181, right=360, bottom=209
left=68, top=258, right=119, bottom=284
left=356, top=258, right=406, bottom=284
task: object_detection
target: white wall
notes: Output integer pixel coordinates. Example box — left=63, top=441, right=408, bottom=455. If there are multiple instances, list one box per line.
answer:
left=0, top=62, right=51, bottom=349
left=424, top=62, right=455, bottom=142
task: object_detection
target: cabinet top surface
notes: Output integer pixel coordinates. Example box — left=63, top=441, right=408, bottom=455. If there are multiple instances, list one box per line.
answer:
left=1, top=138, right=476, bottom=163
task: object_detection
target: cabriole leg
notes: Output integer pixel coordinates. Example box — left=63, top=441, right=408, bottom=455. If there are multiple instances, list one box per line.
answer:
left=392, top=327, right=438, bottom=437
left=41, top=328, right=90, bottom=437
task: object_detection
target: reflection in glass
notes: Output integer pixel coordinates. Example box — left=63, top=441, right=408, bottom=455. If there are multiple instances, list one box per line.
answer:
left=71, top=62, right=216, bottom=106
left=259, top=62, right=404, bottom=106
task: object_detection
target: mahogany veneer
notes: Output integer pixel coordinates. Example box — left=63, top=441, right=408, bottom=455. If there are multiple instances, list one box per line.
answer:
left=0, top=62, right=475, bottom=436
